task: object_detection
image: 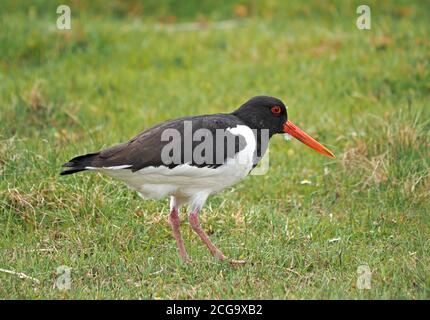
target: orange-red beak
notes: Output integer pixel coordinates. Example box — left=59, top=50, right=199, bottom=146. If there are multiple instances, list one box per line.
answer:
left=283, top=120, right=335, bottom=158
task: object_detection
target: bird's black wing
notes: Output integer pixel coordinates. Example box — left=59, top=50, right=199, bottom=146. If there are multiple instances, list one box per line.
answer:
left=61, top=114, right=248, bottom=175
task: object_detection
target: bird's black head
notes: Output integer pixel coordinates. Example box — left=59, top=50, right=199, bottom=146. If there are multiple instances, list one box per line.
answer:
left=232, top=96, right=288, bottom=136
left=232, top=95, right=336, bottom=158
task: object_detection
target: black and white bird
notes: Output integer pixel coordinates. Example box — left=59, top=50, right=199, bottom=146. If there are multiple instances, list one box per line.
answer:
left=61, top=96, right=334, bottom=264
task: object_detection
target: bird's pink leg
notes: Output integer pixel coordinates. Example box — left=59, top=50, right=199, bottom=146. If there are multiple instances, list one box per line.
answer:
left=169, top=207, right=190, bottom=263
left=189, top=210, right=226, bottom=261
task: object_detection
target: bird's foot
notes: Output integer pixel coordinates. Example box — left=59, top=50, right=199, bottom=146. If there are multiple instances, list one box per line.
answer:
left=214, top=251, right=246, bottom=266
left=228, top=259, right=247, bottom=267
left=180, top=255, right=192, bottom=264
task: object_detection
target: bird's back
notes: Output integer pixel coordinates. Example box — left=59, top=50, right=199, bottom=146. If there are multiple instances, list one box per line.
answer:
left=61, top=113, right=252, bottom=174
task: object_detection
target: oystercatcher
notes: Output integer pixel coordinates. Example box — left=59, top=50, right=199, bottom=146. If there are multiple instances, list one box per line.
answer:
left=61, top=96, right=334, bottom=264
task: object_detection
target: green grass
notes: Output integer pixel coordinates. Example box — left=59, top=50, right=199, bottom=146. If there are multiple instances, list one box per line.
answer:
left=1, top=0, right=429, bottom=299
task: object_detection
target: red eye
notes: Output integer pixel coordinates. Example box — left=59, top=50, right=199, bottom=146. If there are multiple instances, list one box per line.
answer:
left=271, top=106, right=281, bottom=115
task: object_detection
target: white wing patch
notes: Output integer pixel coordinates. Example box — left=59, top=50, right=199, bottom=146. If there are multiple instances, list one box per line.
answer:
left=86, top=165, right=132, bottom=170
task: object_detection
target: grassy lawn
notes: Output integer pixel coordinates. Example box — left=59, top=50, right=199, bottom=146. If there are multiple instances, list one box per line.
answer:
left=0, top=0, right=429, bottom=299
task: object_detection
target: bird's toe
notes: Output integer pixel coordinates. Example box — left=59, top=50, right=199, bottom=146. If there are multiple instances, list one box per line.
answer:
left=228, top=259, right=247, bottom=267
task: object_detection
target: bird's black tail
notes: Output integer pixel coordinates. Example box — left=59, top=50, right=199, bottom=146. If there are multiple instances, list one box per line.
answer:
left=60, top=153, right=99, bottom=176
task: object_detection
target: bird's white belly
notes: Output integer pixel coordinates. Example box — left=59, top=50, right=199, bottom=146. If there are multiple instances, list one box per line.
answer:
left=110, top=159, right=251, bottom=199
left=100, top=125, right=256, bottom=207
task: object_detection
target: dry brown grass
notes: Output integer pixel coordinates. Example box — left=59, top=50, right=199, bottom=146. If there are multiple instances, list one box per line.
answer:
left=341, top=139, right=389, bottom=187
left=2, top=187, right=37, bottom=226
left=402, top=170, right=430, bottom=204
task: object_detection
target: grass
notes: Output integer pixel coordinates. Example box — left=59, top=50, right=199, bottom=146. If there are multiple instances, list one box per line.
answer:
left=0, top=0, right=429, bottom=299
